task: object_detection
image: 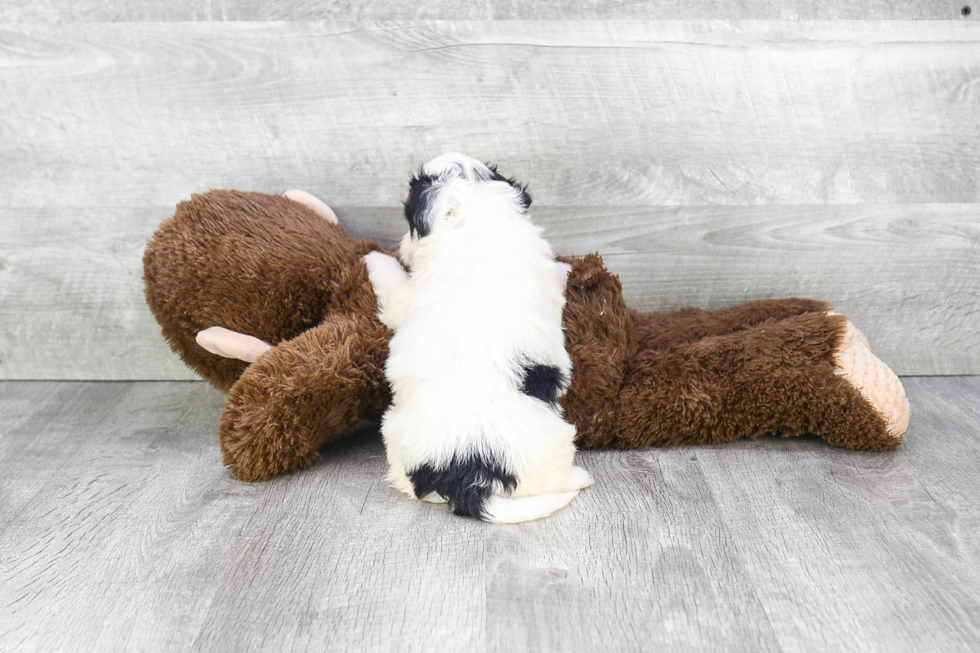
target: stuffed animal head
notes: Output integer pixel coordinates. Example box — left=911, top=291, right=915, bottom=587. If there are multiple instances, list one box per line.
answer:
left=398, top=153, right=532, bottom=267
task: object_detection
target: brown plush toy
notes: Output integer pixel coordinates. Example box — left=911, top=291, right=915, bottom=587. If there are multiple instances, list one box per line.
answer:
left=143, top=189, right=910, bottom=482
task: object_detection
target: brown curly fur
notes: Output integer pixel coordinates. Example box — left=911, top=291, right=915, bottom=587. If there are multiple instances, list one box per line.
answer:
left=144, top=191, right=901, bottom=482
left=144, top=191, right=383, bottom=392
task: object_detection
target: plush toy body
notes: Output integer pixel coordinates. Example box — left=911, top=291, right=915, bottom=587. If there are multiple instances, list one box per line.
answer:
left=143, top=190, right=910, bottom=482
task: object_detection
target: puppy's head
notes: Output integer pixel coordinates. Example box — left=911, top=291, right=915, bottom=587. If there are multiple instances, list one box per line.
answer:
left=399, top=153, right=531, bottom=267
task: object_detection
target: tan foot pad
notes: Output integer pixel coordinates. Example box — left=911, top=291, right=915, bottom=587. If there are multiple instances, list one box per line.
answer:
left=833, top=319, right=911, bottom=438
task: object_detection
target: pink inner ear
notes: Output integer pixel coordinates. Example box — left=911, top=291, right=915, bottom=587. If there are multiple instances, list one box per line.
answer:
left=283, top=189, right=339, bottom=224
left=196, top=327, right=273, bottom=363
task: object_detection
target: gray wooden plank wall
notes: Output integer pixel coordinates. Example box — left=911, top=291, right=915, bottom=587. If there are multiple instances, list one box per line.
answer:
left=2, top=377, right=979, bottom=652
left=0, top=1, right=973, bottom=21
left=1, top=17, right=978, bottom=379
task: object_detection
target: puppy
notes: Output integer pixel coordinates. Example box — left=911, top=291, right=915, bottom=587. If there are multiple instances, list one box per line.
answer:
left=363, top=153, right=592, bottom=523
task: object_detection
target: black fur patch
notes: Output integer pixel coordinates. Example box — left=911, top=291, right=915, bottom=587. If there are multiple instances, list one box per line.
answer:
left=405, top=162, right=531, bottom=239
left=487, top=164, right=532, bottom=212
left=403, top=167, right=438, bottom=238
left=409, top=453, right=517, bottom=520
left=520, top=363, right=567, bottom=406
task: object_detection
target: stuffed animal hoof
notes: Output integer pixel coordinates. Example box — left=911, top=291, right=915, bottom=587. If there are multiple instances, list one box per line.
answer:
left=828, top=310, right=870, bottom=349
left=833, top=318, right=911, bottom=440
left=283, top=189, right=338, bottom=224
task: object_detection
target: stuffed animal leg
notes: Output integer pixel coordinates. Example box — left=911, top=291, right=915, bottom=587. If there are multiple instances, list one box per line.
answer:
left=219, top=313, right=391, bottom=481
left=608, top=312, right=907, bottom=450
left=559, top=255, right=909, bottom=452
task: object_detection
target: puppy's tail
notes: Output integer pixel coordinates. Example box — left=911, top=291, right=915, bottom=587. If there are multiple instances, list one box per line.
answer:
left=482, top=491, right=579, bottom=524
left=409, top=454, right=579, bottom=523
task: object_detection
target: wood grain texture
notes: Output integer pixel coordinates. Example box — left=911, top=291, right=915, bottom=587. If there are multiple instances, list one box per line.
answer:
left=0, top=207, right=198, bottom=381
left=1, top=20, right=979, bottom=378
left=0, top=0, right=972, bottom=22
left=4, top=21, right=980, bottom=208
left=1, top=378, right=978, bottom=652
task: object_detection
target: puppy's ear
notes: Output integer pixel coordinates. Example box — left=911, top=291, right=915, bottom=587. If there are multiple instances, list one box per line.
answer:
left=404, top=167, right=438, bottom=238
left=486, top=163, right=532, bottom=212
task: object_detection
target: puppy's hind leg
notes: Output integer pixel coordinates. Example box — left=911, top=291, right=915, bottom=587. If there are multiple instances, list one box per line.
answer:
left=561, top=466, right=594, bottom=492
left=483, top=491, right=579, bottom=524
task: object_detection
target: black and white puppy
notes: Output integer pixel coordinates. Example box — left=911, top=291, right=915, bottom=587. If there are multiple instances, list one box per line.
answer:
left=363, top=153, right=592, bottom=523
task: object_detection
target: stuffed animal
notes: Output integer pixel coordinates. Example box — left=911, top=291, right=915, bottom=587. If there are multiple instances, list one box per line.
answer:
left=143, top=189, right=910, bottom=482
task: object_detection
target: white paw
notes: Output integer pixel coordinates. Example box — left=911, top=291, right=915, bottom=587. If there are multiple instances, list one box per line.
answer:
left=363, top=251, right=410, bottom=330
left=556, top=261, right=572, bottom=293
left=565, top=465, right=594, bottom=491
left=363, top=251, right=406, bottom=288
left=363, top=252, right=406, bottom=304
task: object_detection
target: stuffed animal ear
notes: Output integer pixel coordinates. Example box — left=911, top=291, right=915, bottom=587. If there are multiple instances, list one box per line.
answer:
left=196, top=326, right=273, bottom=363
left=283, top=189, right=338, bottom=224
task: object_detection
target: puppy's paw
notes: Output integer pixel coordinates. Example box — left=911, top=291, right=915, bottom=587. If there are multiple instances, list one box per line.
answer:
left=556, top=261, right=572, bottom=293
left=363, top=251, right=406, bottom=290
left=564, top=465, right=594, bottom=491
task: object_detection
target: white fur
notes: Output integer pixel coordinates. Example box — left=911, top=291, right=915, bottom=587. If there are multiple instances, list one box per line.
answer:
left=484, top=491, right=579, bottom=525
left=365, top=153, right=592, bottom=523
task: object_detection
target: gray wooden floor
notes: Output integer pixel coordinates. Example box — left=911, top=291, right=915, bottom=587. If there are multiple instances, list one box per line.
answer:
left=1, top=377, right=978, bottom=652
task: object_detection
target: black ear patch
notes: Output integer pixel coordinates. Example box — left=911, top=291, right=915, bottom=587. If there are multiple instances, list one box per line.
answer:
left=487, top=164, right=532, bottom=212
left=409, top=453, right=517, bottom=520
left=519, top=363, right=567, bottom=407
left=404, top=167, right=438, bottom=238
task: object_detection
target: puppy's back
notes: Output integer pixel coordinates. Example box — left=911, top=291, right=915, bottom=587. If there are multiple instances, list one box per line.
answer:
left=382, top=154, right=579, bottom=521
